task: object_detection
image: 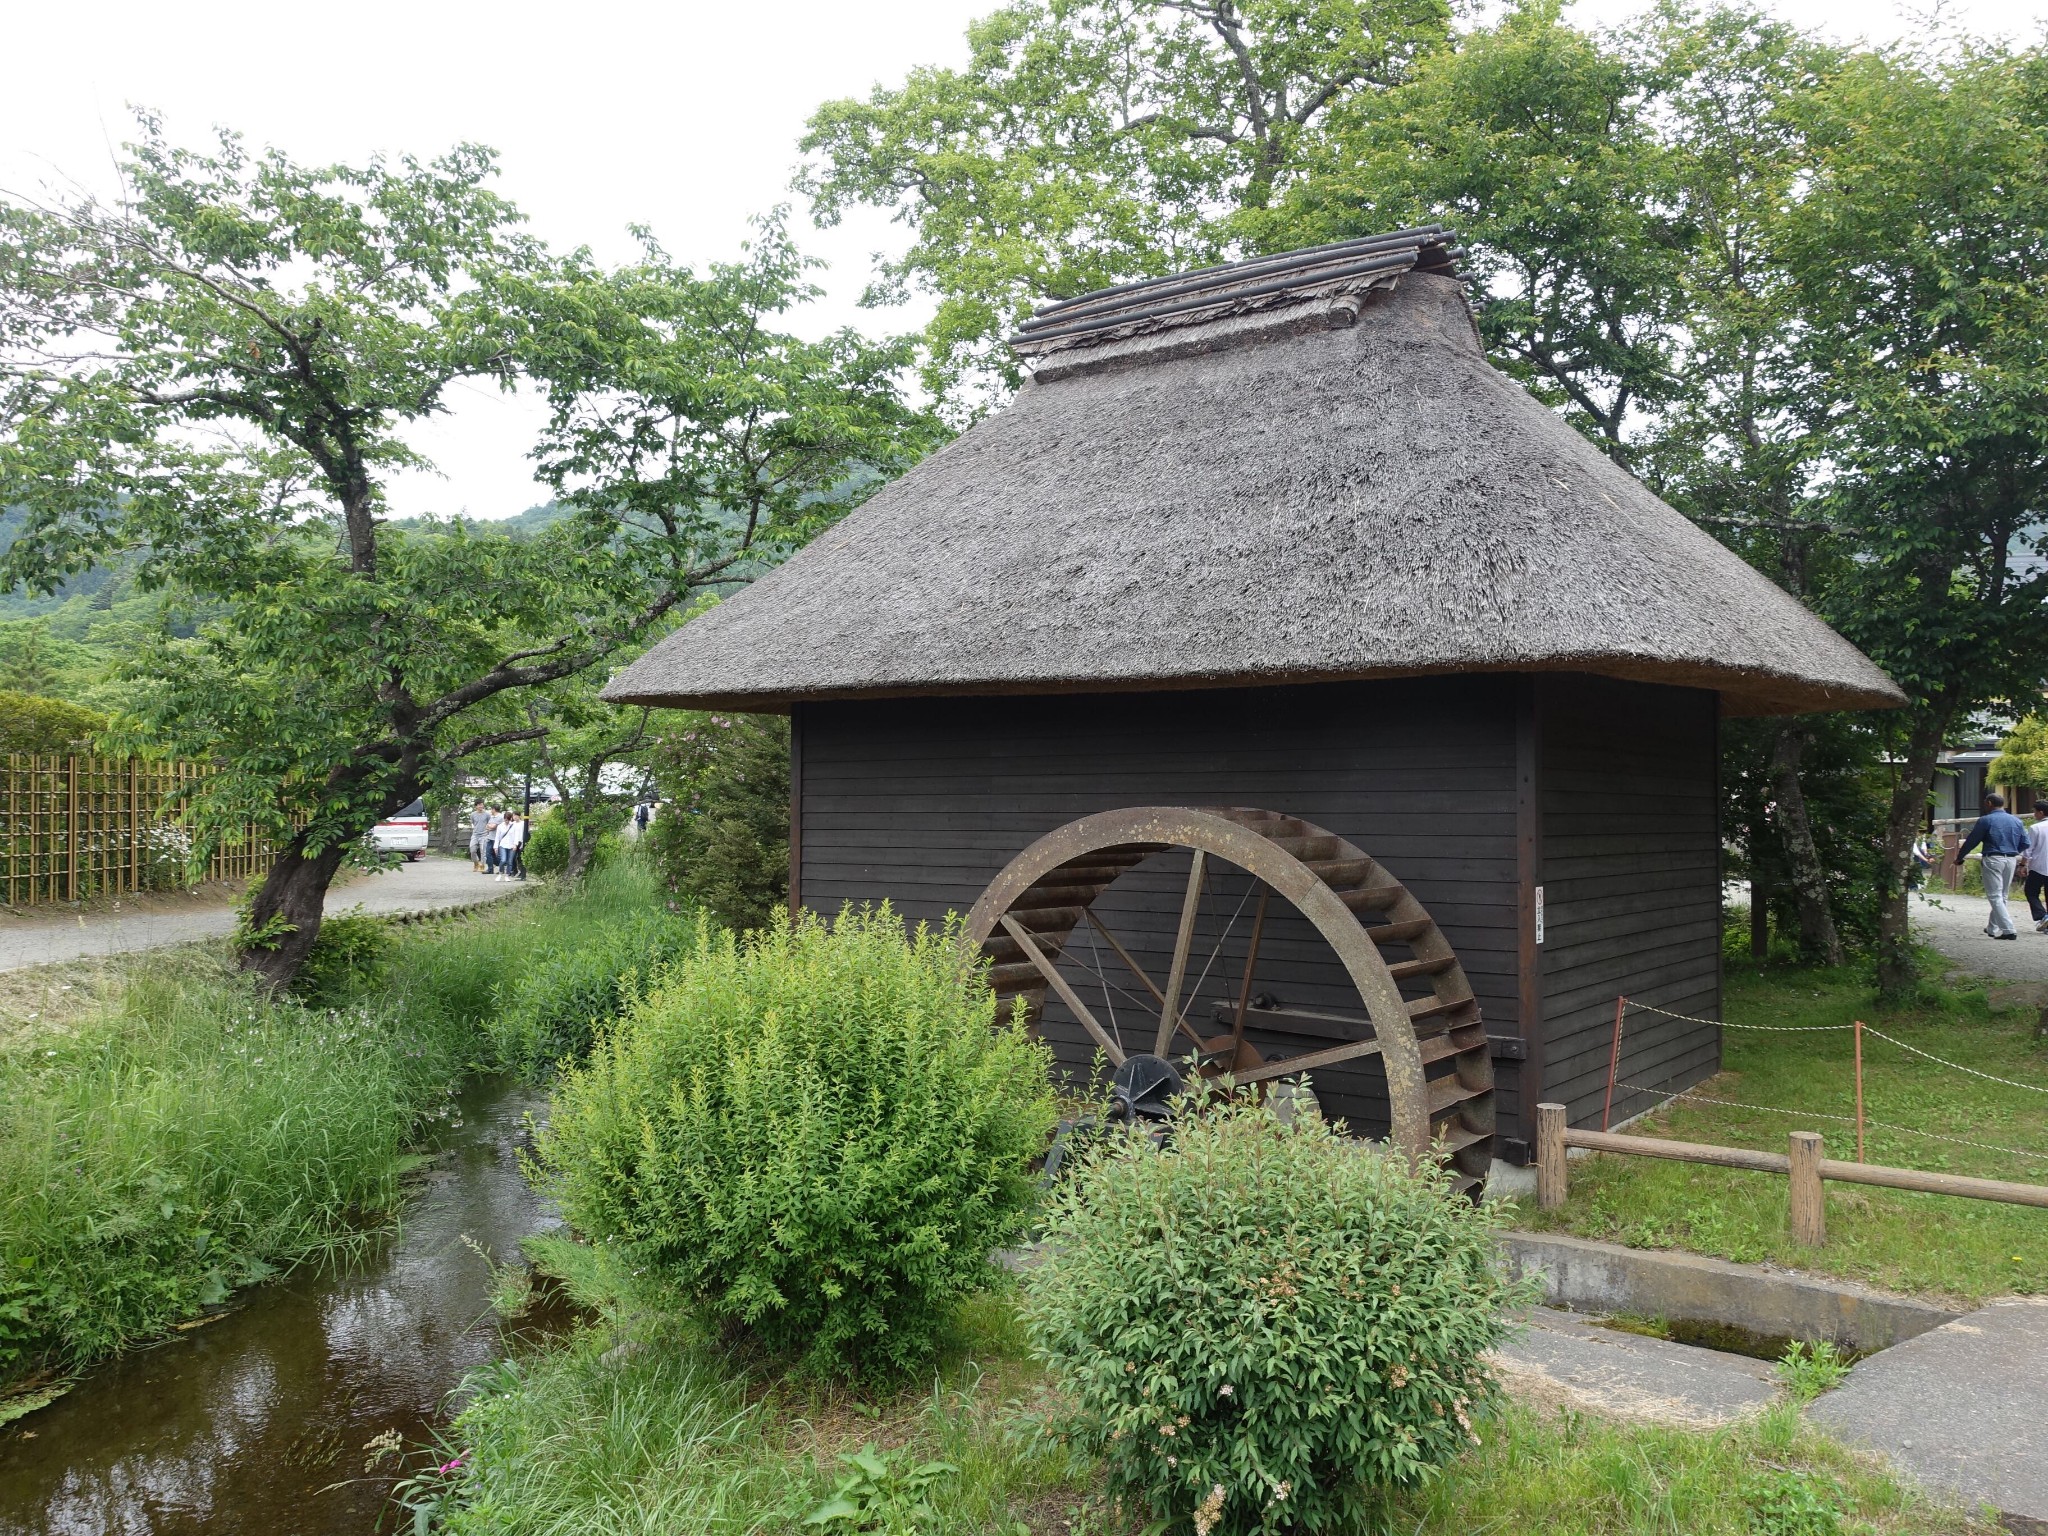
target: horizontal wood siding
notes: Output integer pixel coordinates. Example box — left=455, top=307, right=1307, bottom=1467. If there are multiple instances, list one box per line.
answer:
left=797, top=678, right=1524, bottom=1135
left=1538, top=675, right=1721, bottom=1128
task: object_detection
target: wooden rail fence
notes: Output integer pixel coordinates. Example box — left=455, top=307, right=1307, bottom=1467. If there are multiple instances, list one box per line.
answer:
left=1535, top=1102, right=2048, bottom=1246
left=3, top=754, right=283, bottom=908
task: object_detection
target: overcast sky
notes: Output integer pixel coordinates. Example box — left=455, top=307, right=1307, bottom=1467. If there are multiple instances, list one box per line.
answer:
left=3, top=0, right=2038, bottom=521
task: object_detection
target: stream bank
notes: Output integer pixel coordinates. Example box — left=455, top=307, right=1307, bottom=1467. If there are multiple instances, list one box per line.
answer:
left=0, top=1078, right=565, bottom=1536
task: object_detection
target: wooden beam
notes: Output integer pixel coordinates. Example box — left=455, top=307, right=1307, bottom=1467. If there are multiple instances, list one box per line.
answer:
left=1228, top=885, right=1269, bottom=1062
left=1153, top=850, right=1207, bottom=1056
left=999, top=914, right=1126, bottom=1067
left=1232, top=1034, right=1384, bottom=1086
left=1536, top=1103, right=1567, bottom=1209
left=1788, top=1131, right=1825, bottom=1245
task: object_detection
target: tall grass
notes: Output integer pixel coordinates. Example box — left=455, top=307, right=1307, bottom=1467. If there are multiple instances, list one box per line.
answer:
left=0, top=959, right=470, bottom=1385
left=0, top=854, right=674, bottom=1391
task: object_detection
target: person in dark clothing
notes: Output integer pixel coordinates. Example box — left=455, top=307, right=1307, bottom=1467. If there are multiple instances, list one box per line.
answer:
left=1958, top=792, right=2030, bottom=939
left=2025, top=803, right=2048, bottom=933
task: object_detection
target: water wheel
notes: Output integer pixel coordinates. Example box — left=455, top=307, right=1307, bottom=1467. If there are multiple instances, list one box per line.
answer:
left=964, top=806, right=1495, bottom=1192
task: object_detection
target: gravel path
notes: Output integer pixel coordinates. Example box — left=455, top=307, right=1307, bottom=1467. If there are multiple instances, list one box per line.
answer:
left=0, top=854, right=522, bottom=974
left=1911, top=887, right=2048, bottom=983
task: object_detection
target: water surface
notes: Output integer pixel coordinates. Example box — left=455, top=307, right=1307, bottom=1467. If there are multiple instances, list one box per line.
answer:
left=0, top=1079, right=565, bottom=1535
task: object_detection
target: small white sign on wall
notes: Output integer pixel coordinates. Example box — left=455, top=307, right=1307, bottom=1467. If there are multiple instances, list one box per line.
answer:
left=1534, top=885, right=1545, bottom=946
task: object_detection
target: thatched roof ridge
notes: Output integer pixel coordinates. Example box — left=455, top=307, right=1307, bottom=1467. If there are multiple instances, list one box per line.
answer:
left=606, top=247, right=1901, bottom=718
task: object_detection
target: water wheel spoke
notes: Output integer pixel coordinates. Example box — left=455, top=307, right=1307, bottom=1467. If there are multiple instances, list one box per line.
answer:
left=1233, top=1034, right=1385, bottom=1085
left=1084, top=910, right=1167, bottom=1008
left=1228, top=885, right=1269, bottom=1059
left=1152, top=849, right=1207, bottom=1056
left=999, top=913, right=1126, bottom=1067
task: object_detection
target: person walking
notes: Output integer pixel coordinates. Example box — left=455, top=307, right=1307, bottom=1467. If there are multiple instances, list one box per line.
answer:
left=482, top=805, right=504, bottom=876
left=495, top=808, right=527, bottom=881
left=1958, top=792, right=2030, bottom=940
left=2025, top=803, right=2048, bottom=933
left=467, top=800, right=491, bottom=873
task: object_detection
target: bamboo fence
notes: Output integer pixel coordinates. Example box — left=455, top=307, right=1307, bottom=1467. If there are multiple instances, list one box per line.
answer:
left=3, top=754, right=284, bottom=908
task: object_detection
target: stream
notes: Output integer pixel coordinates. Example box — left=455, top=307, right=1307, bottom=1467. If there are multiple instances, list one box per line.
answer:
left=0, top=1078, right=569, bottom=1536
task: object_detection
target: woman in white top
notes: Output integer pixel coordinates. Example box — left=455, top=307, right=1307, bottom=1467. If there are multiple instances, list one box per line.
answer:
left=495, top=810, right=527, bottom=881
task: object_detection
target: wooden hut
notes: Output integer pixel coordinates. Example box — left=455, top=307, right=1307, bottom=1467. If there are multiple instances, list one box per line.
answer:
left=606, top=228, right=1900, bottom=1175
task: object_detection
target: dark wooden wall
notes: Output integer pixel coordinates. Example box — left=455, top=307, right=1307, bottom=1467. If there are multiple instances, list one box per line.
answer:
left=793, top=671, right=1725, bottom=1155
left=796, top=677, right=1525, bottom=1137
left=1537, top=675, right=1722, bottom=1129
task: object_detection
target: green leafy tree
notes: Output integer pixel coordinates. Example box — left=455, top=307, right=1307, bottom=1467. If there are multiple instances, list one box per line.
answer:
left=1636, top=5, right=1854, bottom=963
left=1990, top=716, right=2048, bottom=794
left=643, top=708, right=791, bottom=931
left=1268, top=0, right=1686, bottom=461
left=1774, top=42, right=2048, bottom=992
left=0, top=688, right=106, bottom=755
left=801, top=0, right=1453, bottom=407
left=0, top=124, right=930, bottom=988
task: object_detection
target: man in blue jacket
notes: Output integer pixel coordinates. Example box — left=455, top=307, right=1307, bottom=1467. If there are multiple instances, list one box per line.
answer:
left=1958, top=793, right=2030, bottom=940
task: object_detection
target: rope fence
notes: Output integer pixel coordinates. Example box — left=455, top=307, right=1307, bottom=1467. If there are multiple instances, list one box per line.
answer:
left=1595, top=991, right=2048, bottom=1181
left=3, top=754, right=284, bottom=909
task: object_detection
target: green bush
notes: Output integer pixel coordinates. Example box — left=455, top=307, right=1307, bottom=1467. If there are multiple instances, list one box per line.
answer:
left=1024, top=1097, right=1523, bottom=1535
left=644, top=711, right=788, bottom=931
left=0, top=688, right=107, bottom=755
left=293, top=909, right=396, bottom=1006
left=486, top=906, right=691, bottom=1073
left=523, top=808, right=572, bottom=878
left=535, top=904, right=1057, bottom=1379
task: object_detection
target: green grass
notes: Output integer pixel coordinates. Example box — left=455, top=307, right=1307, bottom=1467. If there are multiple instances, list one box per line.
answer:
left=426, top=1257, right=1983, bottom=1536
left=0, top=855, right=674, bottom=1394
left=1517, top=962, right=2048, bottom=1304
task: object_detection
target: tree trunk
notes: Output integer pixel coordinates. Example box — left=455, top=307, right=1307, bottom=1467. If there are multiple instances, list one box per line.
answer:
left=238, top=836, right=352, bottom=992
left=1876, top=710, right=1953, bottom=998
left=1768, top=724, right=1844, bottom=966
left=1750, top=874, right=1770, bottom=962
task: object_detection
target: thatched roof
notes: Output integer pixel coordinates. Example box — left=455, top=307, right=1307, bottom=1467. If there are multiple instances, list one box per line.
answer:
left=606, top=229, right=1901, bottom=718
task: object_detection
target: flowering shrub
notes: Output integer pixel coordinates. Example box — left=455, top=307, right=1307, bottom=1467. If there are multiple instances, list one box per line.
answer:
left=1024, top=1096, right=1523, bottom=1535
left=535, top=903, right=1056, bottom=1379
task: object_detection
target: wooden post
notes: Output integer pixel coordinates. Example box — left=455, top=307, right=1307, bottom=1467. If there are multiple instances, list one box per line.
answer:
left=1853, top=1020, right=1865, bottom=1163
left=1602, top=995, right=1627, bottom=1131
left=65, top=754, right=79, bottom=904
left=1788, top=1131, right=1826, bottom=1245
left=1536, top=1102, right=1568, bottom=1210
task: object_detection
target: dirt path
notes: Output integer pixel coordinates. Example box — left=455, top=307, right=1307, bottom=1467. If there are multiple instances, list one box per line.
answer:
left=1912, top=887, right=2048, bottom=983
left=0, top=854, right=522, bottom=974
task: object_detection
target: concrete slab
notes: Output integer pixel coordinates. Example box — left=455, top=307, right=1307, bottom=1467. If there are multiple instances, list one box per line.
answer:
left=1809, top=1297, right=2048, bottom=1531
left=1493, top=1307, right=1781, bottom=1429
left=1502, top=1231, right=1960, bottom=1354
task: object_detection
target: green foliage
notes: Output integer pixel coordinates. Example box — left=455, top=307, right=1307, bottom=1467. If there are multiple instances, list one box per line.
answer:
left=803, top=1443, right=958, bottom=1532
left=0, top=124, right=933, bottom=988
left=1270, top=1, right=1685, bottom=457
left=292, top=909, right=397, bottom=1007
left=1025, top=1095, right=1523, bottom=1534
left=800, top=0, right=1453, bottom=407
left=0, top=688, right=107, bottom=755
left=643, top=710, right=791, bottom=932
left=1989, top=716, right=2048, bottom=792
left=1742, top=1468, right=1846, bottom=1536
left=0, top=961, right=470, bottom=1386
left=1774, top=1339, right=1851, bottom=1404
left=536, top=904, right=1057, bottom=1379
left=522, top=807, right=574, bottom=879
left=485, top=905, right=692, bottom=1074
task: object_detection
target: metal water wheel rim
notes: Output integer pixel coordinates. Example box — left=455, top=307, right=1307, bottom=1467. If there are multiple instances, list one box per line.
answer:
left=964, top=805, right=1495, bottom=1188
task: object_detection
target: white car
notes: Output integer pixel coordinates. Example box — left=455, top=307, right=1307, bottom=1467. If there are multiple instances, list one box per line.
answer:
left=371, top=798, right=431, bottom=861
